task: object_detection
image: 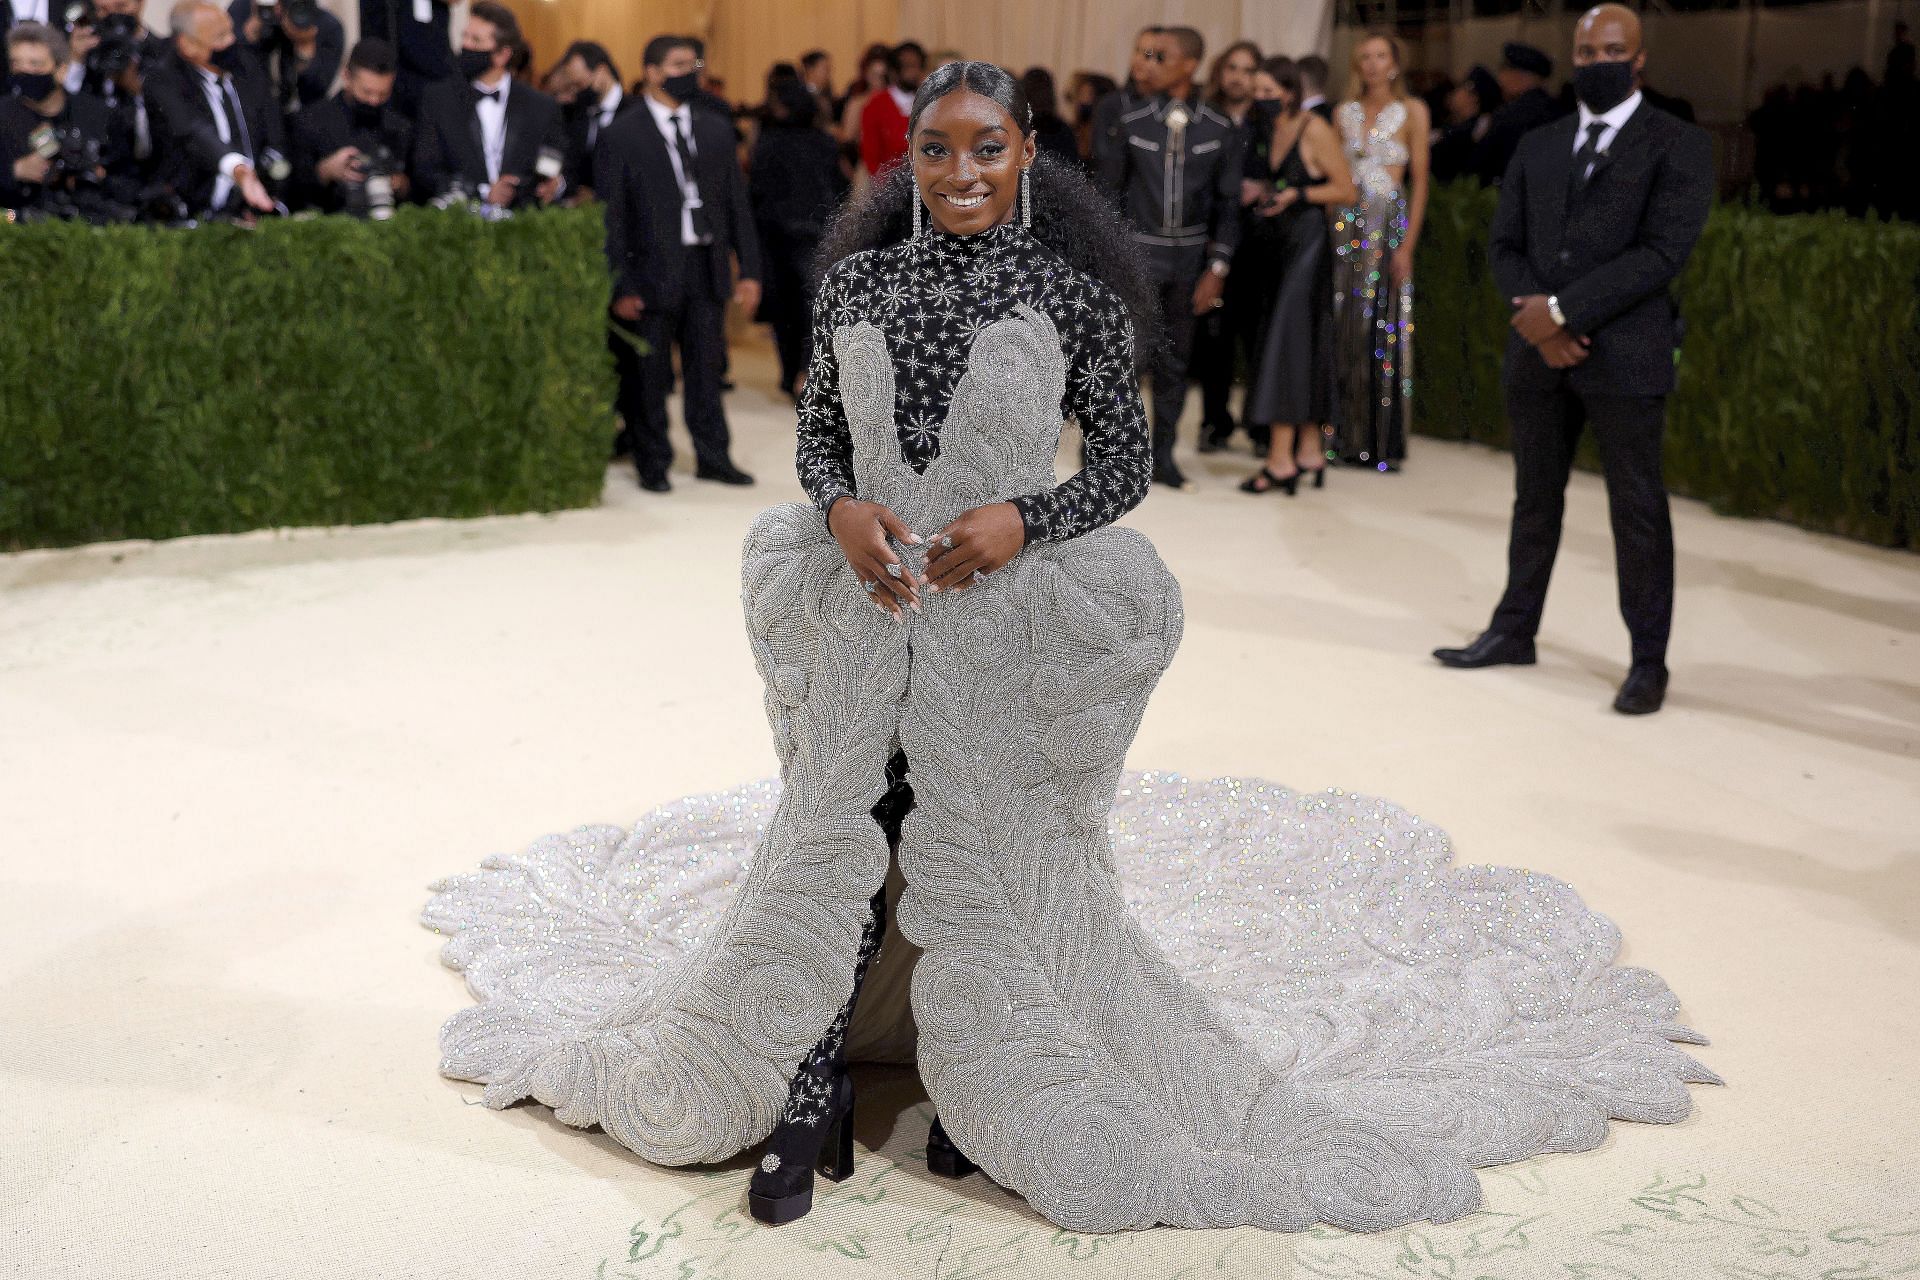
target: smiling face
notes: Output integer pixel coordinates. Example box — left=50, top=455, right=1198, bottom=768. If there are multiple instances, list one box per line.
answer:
left=911, top=88, right=1035, bottom=236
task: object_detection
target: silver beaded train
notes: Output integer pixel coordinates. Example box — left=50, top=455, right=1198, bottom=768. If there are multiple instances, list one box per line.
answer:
left=421, top=304, right=1720, bottom=1234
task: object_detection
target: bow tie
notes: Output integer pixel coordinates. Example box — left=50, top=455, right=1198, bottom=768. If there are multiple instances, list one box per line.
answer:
left=476, top=87, right=501, bottom=104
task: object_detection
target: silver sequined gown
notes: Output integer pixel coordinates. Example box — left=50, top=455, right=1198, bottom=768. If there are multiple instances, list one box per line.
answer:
left=1331, top=99, right=1415, bottom=467
left=421, top=223, right=1717, bottom=1235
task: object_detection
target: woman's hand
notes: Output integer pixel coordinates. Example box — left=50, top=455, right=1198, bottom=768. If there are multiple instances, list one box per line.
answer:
left=828, top=496, right=922, bottom=617
left=1258, top=186, right=1300, bottom=217
left=924, top=502, right=1025, bottom=594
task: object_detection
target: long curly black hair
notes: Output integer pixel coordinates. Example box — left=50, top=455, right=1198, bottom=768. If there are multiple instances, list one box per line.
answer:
left=811, top=60, right=1162, bottom=373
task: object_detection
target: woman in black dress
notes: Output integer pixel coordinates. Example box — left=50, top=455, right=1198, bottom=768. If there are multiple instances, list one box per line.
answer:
left=1239, top=58, right=1357, bottom=495
left=749, top=76, right=850, bottom=400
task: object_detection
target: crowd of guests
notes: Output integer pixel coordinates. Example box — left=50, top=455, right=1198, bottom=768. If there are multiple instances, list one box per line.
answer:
left=1746, top=26, right=1918, bottom=220
left=3, top=6, right=1862, bottom=501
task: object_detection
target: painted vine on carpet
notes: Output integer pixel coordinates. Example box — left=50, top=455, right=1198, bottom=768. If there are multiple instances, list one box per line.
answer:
left=1416, top=183, right=1920, bottom=550
left=0, top=206, right=615, bottom=550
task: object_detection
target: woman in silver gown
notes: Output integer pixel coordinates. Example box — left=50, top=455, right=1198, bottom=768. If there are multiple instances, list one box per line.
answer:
left=421, top=63, right=1717, bottom=1237
left=1331, top=33, right=1431, bottom=471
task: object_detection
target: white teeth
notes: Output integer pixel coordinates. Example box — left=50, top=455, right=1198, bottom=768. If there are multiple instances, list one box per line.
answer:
left=944, top=193, right=987, bottom=208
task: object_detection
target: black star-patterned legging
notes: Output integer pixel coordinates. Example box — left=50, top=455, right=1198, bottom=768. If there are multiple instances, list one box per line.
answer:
left=772, top=749, right=914, bottom=1129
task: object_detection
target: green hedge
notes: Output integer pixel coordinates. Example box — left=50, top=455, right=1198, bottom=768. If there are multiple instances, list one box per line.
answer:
left=0, top=205, right=616, bottom=550
left=1416, top=183, right=1920, bottom=549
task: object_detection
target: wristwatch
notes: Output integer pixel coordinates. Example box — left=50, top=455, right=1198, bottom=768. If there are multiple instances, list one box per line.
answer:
left=1546, top=295, right=1567, bottom=328
left=1208, top=259, right=1229, bottom=278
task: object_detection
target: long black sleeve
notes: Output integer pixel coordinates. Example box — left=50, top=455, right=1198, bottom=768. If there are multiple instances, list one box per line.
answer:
left=1488, top=143, right=1542, bottom=300
left=1010, top=280, right=1149, bottom=543
left=793, top=256, right=857, bottom=519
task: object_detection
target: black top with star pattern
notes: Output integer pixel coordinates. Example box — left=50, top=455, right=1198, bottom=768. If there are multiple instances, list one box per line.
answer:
left=794, top=220, right=1151, bottom=545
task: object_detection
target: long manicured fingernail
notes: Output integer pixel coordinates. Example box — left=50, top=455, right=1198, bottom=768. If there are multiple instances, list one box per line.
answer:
left=926, top=583, right=940, bottom=593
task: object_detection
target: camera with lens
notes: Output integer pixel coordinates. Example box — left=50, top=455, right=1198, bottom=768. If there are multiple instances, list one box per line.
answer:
left=86, top=11, right=144, bottom=80
left=344, top=141, right=398, bottom=221
left=28, top=121, right=104, bottom=185
left=253, top=0, right=321, bottom=30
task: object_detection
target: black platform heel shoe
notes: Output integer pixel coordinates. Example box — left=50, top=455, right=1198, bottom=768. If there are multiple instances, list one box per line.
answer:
left=1239, top=466, right=1298, bottom=496
left=748, top=1072, right=857, bottom=1225
left=925, top=1111, right=978, bottom=1179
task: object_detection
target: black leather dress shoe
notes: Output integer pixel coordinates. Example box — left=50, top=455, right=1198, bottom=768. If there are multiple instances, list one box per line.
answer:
left=1431, top=631, right=1537, bottom=669
left=637, top=473, right=672, bottom=493
left=1196, top=423, right=1234, bottom=453
left=695, top=461, right=756, bottom=486
left=1613, top=663, right=1669, bottom=715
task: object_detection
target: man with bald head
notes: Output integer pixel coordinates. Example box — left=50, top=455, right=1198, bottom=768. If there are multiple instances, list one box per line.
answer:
left=144, top=0, right=283, bottom=215
left=1434, top=4, right=1713, bottom=716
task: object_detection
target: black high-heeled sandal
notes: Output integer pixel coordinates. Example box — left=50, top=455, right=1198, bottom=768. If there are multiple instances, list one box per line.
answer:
left=748, top=1072, right=857, bottom=1225
left=1239, top=466, right=1299, bottom=496
left=925, top=1111, right=978, bottom=1179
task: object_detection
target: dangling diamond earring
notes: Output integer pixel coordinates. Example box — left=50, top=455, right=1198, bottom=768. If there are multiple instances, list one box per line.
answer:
left=912, top=192, right=924, bottom=237
left=1019, top=168, right=1032, bottom=229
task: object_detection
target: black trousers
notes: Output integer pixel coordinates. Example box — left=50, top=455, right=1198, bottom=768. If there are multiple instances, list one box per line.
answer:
left=1190, top=265, right=1270, bottom=450
left=1145, top=248, right=1207, bottom=467
left=1491, top=382, right=1675, bottom=665
left=758, top=228, right=815, bottom=395
left=611, top=246, right=734, bottom=482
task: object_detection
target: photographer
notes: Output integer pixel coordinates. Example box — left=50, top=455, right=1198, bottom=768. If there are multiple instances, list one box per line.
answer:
left=1, top=21, right=133, bottom=220
left=227, top=0, right=342, bottom=120
left=144, top=0, right=284, bottom=218
left=409, top=1, right=565, bottom=209
left=66, top=0, right=168, bottom=94
left=290, top=35, right=409, bottom=214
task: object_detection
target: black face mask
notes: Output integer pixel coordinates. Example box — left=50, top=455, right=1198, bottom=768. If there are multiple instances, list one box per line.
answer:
left=456, top=47, right=497, bottom=82
left=11, top=71, right=56, bottom=101
left=350, top=98, right=385, bottom=127
left=210, top=42, right=243, bottom=72
left=1251, top=98, right=1285, bottom=127
left=661, top=69, right=700, bottom=102
left=1572, top=59, right=1635, bottom=113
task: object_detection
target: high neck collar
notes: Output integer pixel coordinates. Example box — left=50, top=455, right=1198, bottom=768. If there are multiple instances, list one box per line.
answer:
left=920, top=219, right=1024, bottom=252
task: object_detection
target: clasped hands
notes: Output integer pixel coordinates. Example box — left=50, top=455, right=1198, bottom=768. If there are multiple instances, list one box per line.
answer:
left=827, top=496, right=1025, bottom=619
left=1510, top=294, right=1591, bottom=370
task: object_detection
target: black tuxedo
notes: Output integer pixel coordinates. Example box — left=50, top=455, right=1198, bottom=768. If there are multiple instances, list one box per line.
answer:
left=561, top=88, right=639, bottom=194
left=290, top=90, right=412, bottom=212
left=0, top=89, right=129, bottom=212
left=595, top=97, right=762, bottom=481
left=1491, top=104, right=1714, bottom=396
left=143, top=48, right=287, bottom=215
left=409, top=76, right=566, bottom=205
left=1485, top=99, right=1714, bottom=666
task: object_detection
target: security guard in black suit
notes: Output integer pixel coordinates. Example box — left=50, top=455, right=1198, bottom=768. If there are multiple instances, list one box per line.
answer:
left=1091, top=25, right=1244, bottom=491
left=1473, top=42, right=1566, bottom=186
left=1434, top=5, right=1714, bottom=717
